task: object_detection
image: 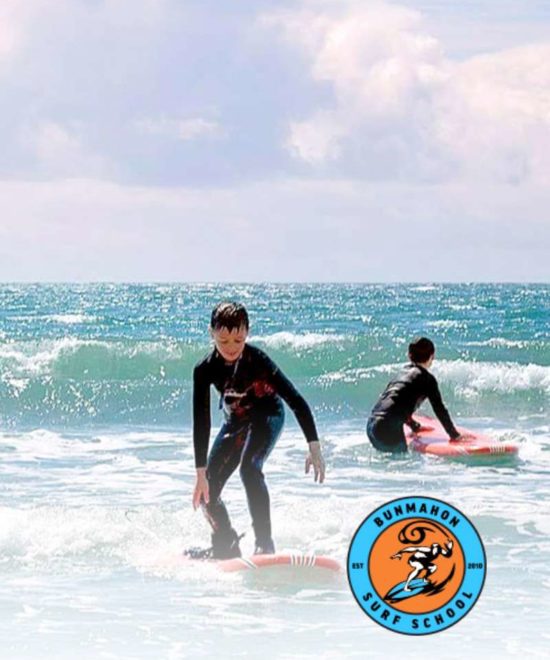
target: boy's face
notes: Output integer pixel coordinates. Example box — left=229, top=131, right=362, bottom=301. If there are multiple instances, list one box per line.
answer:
left=210, top=325, right=248, bottom=363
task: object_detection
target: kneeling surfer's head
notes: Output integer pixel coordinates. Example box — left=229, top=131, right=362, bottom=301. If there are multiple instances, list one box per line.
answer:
left=408, top=336, right=435, bottom=367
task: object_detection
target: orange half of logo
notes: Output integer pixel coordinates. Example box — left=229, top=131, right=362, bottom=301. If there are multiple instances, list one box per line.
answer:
left=368, top=517, right=465, bottom=615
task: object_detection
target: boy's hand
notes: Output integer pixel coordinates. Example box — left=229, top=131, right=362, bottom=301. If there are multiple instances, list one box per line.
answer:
left=305, top=441, right=325, bottom=484
left=193, top=468, right=210, bottom=509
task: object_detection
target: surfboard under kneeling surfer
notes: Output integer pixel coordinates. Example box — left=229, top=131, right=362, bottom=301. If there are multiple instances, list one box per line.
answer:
left=189, top=302, right=325, bottom=560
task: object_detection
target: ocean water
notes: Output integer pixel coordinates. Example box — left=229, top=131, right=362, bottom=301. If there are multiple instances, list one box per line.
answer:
left=0, top=283, right=548, bottom=659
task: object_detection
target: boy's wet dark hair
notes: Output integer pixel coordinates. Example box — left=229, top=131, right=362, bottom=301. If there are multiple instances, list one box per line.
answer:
left=408, top=337, right=435, bottom=364
left=210, top=302, right=249, bottom=331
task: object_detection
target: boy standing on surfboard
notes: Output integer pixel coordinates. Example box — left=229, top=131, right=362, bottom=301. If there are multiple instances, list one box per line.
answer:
left=190, top=302, right=325, bottom=559
left=367, top=337, right=469, bottom=453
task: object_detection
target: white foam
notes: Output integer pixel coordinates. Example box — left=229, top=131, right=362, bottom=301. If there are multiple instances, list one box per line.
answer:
left=426, top=319, right=465, bottom=329
left=467, top=338, right=534, bottom=348
left=434, top=359, right=550, bottom=396
left=318, top=363, right=398, bottom=384
left=0, top=428, right=185, bottom=461
left=0, top=418, right=549, bottom=657
left=0, top=337, right=92, bottom=376
left=254, top=332, right=347, bottom=350
left=50, top=314, right=97, bottom=324
left=318, top=360, right=550, bottom=395
left=0, top=337, right=185, bottom=379
left=0, top=502, right=235, bottom=586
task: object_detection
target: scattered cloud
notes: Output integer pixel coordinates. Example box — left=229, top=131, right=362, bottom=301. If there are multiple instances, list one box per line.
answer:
left=0, top=1, right=548, bottom=281
left=287, top=110, right=346, bottom=163
left=0, top=2, right=33, bottom=62
left=267, top=2, right=550, bottom=184
left=135, top=116, right=225, bottom=141
left=20, top=121, right=111, bottom=178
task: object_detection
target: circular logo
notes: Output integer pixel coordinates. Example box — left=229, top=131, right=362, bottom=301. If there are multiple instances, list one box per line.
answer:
left=347, top=496, right=486, bottom=635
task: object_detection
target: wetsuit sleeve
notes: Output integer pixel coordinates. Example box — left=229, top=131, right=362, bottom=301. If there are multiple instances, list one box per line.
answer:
left=193, top=364, right=211, bottom=468
left=270, top=366, right=320, bottom=444
left=427, top=376, right=460, bottom=439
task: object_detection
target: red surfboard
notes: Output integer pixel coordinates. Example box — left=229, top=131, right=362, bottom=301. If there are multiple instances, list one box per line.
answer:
left=405, top=415, right=518, bottom=457
left=216, top=552, right=342, bottom=573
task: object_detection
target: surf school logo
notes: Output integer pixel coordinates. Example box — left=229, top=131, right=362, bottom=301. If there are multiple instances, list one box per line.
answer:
left=347, top=496, right=486, bottom=635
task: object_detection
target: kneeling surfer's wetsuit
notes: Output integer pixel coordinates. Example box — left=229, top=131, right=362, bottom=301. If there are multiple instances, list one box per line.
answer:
left=193, top=343, right=319, bottom=557
left=367, top=363, right=459, bottom=453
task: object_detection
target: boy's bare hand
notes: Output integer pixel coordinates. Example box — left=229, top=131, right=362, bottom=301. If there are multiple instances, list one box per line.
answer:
left=305, top=441, right=325, bottom=484
left=193, top=468, right=209, bottom=509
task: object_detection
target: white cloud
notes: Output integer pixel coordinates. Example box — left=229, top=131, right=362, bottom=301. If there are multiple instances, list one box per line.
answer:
left=434, top=45, right=550, bottom=184
left=34, top=122, right=83, bottom=163
left=287, top=110, right=346, bottom=163
left=176, top=118, right=223, bottom=141
left=0, top=2, right=33, bottom=61
left=0, top=22, right=16, bottom=60
left=21, top=121, right=111, bottom=178
left=135, top=116, right=225, bottom=141
left=267, top=2, right=550, bottom=184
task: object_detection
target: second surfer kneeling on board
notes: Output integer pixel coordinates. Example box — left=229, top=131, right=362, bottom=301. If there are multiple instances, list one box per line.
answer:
left=366, top=337, right=470, bottom=453
left=189, top=302, right=325, bottom=560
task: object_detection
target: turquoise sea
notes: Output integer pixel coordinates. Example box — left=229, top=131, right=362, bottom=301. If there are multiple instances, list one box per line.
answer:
left=0, top=283, right=548, bottom=658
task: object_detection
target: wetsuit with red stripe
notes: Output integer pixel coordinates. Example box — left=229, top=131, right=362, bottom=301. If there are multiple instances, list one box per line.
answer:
left=193, top=343, right=319, bottom=552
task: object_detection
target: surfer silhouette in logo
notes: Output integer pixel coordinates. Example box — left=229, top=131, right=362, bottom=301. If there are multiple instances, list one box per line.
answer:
left=391, top=540, right=453, bottom=591
left=382, top=520, right=458, bottom=603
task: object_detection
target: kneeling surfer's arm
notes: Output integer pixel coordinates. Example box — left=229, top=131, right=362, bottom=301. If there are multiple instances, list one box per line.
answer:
left=427, top=377, right=460, bottom=440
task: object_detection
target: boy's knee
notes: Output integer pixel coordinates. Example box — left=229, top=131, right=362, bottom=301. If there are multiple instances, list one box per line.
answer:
left=240, top=459, right=262, bottom=484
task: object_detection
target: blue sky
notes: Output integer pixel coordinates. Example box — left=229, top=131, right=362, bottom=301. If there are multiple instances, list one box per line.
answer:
left=0, top=0, right=549, bottom=281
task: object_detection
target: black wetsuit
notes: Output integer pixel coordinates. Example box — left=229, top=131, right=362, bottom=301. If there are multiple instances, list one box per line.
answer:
left=367, top=363, right=459, bottom=453
left=193, top=343, right=319, bottom=552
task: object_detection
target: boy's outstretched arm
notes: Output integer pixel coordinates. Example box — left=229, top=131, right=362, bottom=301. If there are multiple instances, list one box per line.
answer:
left=270, top=365, right=326, bottom=483
left=192, top=365, right=211, bottom=507
left=305, top=441, right=325, bottom=483
left=193, top=468, right=209, bottom=509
